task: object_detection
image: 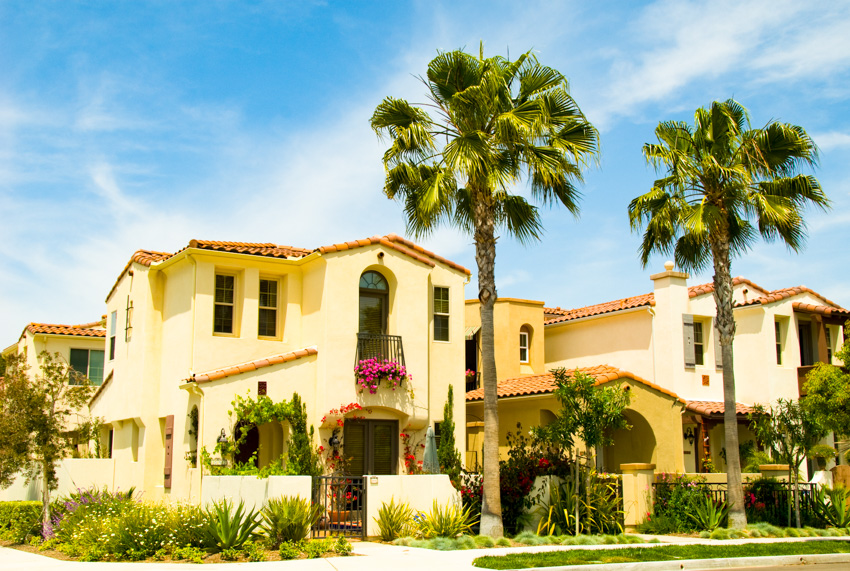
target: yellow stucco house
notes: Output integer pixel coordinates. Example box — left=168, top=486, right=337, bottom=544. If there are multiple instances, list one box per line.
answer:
left=465, top=261, right=847, bottom=475
left=3, top=320, right=107, bottom=446
left=88, top=235, right=469, bottom=501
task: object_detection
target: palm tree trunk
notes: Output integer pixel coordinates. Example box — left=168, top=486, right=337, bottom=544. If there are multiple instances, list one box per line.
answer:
left=710, top=236, right=747, bottom=529
left=472, top=187, right=503, bottom=538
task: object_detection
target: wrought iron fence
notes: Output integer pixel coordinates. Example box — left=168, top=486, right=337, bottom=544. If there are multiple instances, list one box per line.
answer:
left=312, top=475, right=366, bottom=539
left=355, top=333, right=405, bottom=366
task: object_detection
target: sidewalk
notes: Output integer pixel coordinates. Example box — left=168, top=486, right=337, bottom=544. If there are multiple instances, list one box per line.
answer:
left=2, top=536, right=849, bottom=571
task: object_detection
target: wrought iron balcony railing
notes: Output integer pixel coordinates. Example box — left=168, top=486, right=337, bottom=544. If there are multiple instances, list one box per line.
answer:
left=355, top=333, right=405, bottom=367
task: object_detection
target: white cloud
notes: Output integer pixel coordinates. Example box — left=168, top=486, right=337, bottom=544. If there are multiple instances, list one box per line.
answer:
left=814, top=132, right=850, bottom=152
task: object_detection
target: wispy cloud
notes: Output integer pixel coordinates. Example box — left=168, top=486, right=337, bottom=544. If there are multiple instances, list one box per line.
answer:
left=814, top=132, right=850, bottom=152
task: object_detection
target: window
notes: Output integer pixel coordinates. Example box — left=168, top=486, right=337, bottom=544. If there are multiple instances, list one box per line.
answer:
left=109, top=311, right=117, bottom=360
left=519, top=330, right=529, bottom=363
left=214, top=274, right=235, bottom=334
left=826, top=327, right=832, bottom=363
left=775, top=321, right=783, bottom=365
left=69, top=349, right=105, bottom=385
left=799, top=322, right=814, bottom=366
left=258, top=278, right=278, bottom=337
left=693, top=322, right=705, bottom=366
left=343, top=419, right=398, bottom=475
left=359, top=271, right=388, bottom=335
left=433, top=286, right=449, bottom=342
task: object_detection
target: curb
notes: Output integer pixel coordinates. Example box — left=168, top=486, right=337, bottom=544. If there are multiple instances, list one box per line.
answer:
left=519, top=552, right=850, bottom=571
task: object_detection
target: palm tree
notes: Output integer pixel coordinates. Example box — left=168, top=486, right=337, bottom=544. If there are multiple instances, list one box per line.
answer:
left=371, top=46, right=599, bottom=536
left=629, top=99, right=829, bottom=528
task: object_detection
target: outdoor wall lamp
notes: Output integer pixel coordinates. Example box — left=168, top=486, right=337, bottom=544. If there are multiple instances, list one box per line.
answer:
left=329, top=428, right=341, bottom=451
left=683, top=427, right=695, bottom=446
left=217, top=428, right=228, bottom=444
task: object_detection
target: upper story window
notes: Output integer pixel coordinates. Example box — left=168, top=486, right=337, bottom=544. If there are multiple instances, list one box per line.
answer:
left=693, top=322, right=705, bottom=366
left=683, top=314, right=709, bottom=368
left=258, top=278, right=278, bottom=337
left=109, top=311, right=117, bottom=360
left=798, top=321, right=814, bottom=366
left=826, top=327, right=832, bottom=363
left=359, top=271, right=388, bottom=335
left=433, top=286, right=450, bottom=342
left=214, top=274, right=236, bottom=334
left=70, top=348, right=105, bottom=385
left=775, top=321, right=783, bottom=365
left=519, top=328, right=530, bottom=363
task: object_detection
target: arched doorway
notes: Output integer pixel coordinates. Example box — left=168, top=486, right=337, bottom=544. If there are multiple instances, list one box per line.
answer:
left=234, top=420, right=260, bottom=467
left=602, top=409, right=656, bottom=472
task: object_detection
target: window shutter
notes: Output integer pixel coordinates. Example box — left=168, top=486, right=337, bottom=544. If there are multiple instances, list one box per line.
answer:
left=683, top=314, right=696, bottom=367
left=163, top=415, right=174, bottom=489
left=713, top=320, right=723, bottom=369
left=372, top=423, right=395, bottom=475
left=344, top=423, right=366, bottom=476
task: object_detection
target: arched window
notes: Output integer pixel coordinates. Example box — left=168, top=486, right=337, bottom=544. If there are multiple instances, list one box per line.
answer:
left=359, top=271, right=389, bottom=335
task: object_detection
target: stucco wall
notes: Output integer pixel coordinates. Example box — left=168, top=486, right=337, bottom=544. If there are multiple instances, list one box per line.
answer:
left=363, top=474, right=459, bottom=537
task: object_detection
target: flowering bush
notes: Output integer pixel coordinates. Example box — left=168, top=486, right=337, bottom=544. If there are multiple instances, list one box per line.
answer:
left=354, top=358, right=409, bottom=394
left=400, top=431, right=425, bottom=474
left=465, top=369, right=476, bottom=380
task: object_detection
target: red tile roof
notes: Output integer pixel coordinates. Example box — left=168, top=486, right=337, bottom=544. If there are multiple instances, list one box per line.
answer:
left=189, top=347, right=318, bottom=384
left=792, top=302, right=850, bottom=317
left=25, top=323, right=106, bottom=338
left=544, top=277, right=845, bottom=325
left=465, top=365, right=684, bottom=403
left=685, top=401, right=753, bottom=416
left=107, top=234, right=470, bottom=301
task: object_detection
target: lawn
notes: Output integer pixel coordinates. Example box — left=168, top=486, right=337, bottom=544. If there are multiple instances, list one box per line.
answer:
left=472, top=540, right=850, bottom=569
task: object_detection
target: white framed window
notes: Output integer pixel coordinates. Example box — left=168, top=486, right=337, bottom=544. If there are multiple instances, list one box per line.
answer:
left=826, top=327, right=832, bottom=363
left=433, top=286, right=450, bottom=342
left=693, top=322, right=705, bottom=366
left=519, top=331, right=529, bottom=363
left=69, top=348, right=105, bottom=385
left=258, top=278, right=278, bottom=337
left=109, top=311, right=117, bottom=360
left=775, top=321, right=783, bottom=365
left=214, top=274, right=236, bottom=334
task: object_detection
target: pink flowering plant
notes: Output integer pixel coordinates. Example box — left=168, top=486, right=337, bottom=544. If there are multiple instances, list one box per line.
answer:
left=354, top=358, right=409, bottom=394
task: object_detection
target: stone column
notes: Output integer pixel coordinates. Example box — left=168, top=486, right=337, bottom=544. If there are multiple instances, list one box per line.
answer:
left=621, top=463, right=656, bottom=531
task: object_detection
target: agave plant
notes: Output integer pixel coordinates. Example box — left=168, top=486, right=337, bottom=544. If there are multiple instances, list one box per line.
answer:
left=687, top=495, right=729, bottom=532
left=415, top=500, right=478, bottom=539
left=374, top=498, right=415, bottom=541
left=261, top=495, right=322, bottom=547
left=812, top=485, right=850, bottom=528
left=201, top=499, right=262, bottom=552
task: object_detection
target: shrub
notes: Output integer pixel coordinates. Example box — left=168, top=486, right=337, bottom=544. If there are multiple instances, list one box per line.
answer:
left=261, top=495, right=321, bottom=548
left=243, top=540, right=266, bottom=562
left=332, top=536, right=352, bottom=555
left=172, top=545, right=206, bottom=563
left=201, top=499, right=262, bottom=552
left=0, top=501, right=42, bottom=543
left=374, top=498, right=415, bottom=541
left=687, top=495, right=729, bottom=531
left=652, top=473, right=712, bottom=532
left=304, top=538, right=332, bottom=558
left=495, top=537, right=512, bottom=547
left=474, top=534, right=495, bottom=548
left=415, top=500, right=478, bottom=538
left=813, top=486, right=850, bottom=528
left=278, top=540, right=302, bottom=560
left=219, top=547, right=240, bottom=561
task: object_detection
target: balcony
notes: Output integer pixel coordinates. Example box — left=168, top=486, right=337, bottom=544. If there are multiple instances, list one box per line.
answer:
left=355, top=333, right=405, bottom=367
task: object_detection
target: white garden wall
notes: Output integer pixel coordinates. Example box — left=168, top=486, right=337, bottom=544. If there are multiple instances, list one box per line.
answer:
left=364, top=474, right=459, bottom=537
left=200, top=475, right=312, bottom=511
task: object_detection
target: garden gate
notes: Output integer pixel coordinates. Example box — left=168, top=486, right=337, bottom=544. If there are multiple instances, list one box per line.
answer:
left=313, top=475, right=366, bottom=539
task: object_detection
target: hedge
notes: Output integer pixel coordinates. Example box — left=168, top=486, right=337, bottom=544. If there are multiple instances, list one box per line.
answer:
left=0, top=501, right=42, bottom=543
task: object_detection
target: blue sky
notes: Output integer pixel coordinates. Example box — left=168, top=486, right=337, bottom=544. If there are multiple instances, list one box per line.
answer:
left=2, top=0, right=849, bottom=343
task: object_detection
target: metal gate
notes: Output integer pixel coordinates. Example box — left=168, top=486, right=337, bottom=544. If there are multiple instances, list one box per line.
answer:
left=312, top=475, right=366, bottom=539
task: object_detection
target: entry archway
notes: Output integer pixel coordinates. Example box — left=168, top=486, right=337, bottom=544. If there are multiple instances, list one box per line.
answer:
left=602, top=409, right=656, bottom=472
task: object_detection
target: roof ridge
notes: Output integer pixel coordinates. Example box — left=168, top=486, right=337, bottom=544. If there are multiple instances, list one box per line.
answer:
left=190, top=346, right=318, bottom=384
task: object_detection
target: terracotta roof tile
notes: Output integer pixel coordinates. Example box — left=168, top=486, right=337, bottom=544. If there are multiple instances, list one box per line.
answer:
left=25, top=323, right=106, bottom=338
left=317, top=233, right=471, bottom=275
left=742, top=286, right=847, bottom=311
left=544, top=293, right=655, bottom=325
left=465, top=365, right=685, bottom=403
left=189, top=346, right=318, bottom=384
left=106, top=249, right=173, bottom=301
left=187, top=240, right=312, bottom=259
left=685, top=400, right=753, bottom=416
left=792, top=302, right=850, bottom=317
left=687, top=277, right=769, bottom=298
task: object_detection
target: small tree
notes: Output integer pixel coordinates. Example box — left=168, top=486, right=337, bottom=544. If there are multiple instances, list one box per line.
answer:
left=437, top=384, right=463, bottom=486
left=803, top=325, right=850, bottom=447
left=0, top=352, right=94, bottom=532
left=749, top=399, right=828, bottom=528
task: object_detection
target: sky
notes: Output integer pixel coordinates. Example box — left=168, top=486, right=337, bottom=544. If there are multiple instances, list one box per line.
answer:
left=1, top=0, right=849, bottom=344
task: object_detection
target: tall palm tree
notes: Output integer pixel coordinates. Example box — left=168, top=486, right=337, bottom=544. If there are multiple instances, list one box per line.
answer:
left=371, top=46, right=599, bottom=536
left=629, top=99, right=829, bottom=528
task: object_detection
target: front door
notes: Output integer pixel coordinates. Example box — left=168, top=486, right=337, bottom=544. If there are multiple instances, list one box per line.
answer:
left=343, top=419, right=398, bottom=475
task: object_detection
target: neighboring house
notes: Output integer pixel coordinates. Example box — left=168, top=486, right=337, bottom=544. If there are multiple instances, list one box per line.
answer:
left=465, top=261, right=847, bottom=475
left=88, top=235, right=469, bottom=501
left=2, top=320, right=107, bottom=449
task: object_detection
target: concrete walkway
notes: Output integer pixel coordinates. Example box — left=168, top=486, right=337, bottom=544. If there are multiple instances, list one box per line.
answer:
left=1, top=536, right=849, bottom=571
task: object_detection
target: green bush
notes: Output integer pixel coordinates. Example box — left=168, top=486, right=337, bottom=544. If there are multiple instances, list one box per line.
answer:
left=687, top=495, right=729, bottom=531
left=374, top=498, right=415, bottom=541
left=650, top=473, right=712, bottom=533
left=415, top=500, right=478, bottom=538
left=304, top=538, right=332, bottom=558
left=332, top=536, right=352, bottom=555
left=813, top=486, right=850, bottom=528
left=278, top=540, right=302, bottom=560
left=172, top=545, right=206, bottom=563
left=537, top=473, right=624, bottom=536
left=260, top=495, right=321, bottom=548
left=201, top=499, right=262, bottom=553
left=242, top=540, right=266, bottom=562
left=0, top=501, right=42, bottom=543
